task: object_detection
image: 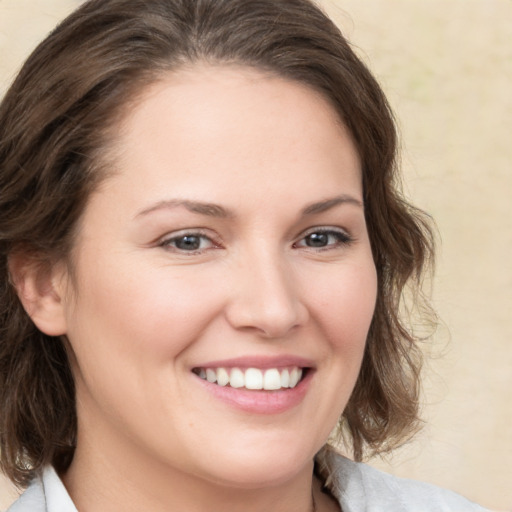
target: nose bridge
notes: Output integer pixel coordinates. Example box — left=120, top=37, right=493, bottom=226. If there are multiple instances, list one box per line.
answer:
left=225, top=243, right=307, bottom=338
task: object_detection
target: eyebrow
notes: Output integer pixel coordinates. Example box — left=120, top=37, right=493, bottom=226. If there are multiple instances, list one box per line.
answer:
left=301, top=194, right=363, bottom=215
left=135, top=194, right=362, bottom=220
left=136, top=199, right=234, bottom=219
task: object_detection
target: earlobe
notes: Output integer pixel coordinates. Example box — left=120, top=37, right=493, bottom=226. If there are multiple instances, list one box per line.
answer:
left=8, top=253, right=68, bottom=336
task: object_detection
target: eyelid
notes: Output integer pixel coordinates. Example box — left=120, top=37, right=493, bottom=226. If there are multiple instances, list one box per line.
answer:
left=300, top=226, right=351, bottom=237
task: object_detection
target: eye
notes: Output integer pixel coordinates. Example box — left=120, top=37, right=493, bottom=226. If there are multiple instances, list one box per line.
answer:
left=160, top=232, right=217, bottom=253
left=295, top=228, right=352, bottom=249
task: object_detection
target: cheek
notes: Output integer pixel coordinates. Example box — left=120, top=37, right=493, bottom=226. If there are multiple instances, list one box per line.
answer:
left=308, top=261, right=377, bottom=351
left=64, top=259, right=225, bottom=371
left=298, top=260, right=377, bottom=438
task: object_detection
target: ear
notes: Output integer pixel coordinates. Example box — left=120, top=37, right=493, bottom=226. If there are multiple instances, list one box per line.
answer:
left=8, top=252, right=68, bottom=336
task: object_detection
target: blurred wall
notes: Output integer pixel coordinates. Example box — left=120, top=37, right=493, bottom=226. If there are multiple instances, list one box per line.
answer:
left=1, top=1, right=511, bottom=510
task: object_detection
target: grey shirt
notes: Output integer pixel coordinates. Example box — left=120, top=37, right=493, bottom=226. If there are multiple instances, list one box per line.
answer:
left=7, top=452, right=489, bottom=512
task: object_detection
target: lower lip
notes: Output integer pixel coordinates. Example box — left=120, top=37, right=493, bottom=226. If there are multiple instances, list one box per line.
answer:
left=193, top=370, right=313, bottom=414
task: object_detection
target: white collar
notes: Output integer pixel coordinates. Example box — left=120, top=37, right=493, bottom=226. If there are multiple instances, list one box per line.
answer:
left=41, top=466, right=78, bottom=512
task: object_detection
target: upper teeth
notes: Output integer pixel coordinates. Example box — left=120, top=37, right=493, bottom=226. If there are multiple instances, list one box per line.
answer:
left=196, top=367, right=303, bottom=390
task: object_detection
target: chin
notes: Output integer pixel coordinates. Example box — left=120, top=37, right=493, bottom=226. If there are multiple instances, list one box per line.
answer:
left=196, top=441, right=316, bottom=489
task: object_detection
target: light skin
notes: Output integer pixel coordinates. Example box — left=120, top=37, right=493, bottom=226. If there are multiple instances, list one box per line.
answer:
left=14, top=65, right=377, bottom=512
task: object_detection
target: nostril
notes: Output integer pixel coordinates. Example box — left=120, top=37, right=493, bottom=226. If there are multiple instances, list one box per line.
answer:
left=224, top=299, right=307, bottom=339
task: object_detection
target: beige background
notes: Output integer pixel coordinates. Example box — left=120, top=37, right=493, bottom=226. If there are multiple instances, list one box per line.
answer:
left=0, top=1, right=511, bottom=510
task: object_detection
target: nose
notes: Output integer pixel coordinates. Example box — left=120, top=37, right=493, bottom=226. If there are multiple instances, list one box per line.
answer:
left=224, top=250, right=309, bottom=339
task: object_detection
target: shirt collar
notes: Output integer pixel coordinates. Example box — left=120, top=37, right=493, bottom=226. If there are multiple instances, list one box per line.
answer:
left=41, top=466, right=77, bottom=512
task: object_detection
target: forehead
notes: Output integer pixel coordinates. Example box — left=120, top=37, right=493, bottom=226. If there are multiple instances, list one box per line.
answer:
left=117, top=64, right=350, bottom=149
left=93, top=64, right=362, bottom=213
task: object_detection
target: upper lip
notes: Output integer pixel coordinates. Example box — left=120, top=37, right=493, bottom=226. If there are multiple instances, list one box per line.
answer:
left=192, top=355, right=315, bottom=370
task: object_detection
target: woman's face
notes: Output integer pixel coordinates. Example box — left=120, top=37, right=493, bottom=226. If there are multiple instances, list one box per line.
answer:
left=59, top=66, right=377, bottom=488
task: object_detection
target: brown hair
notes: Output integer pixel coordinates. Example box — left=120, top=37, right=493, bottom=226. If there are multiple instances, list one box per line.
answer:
left=0, top=0, right=434, bottom=486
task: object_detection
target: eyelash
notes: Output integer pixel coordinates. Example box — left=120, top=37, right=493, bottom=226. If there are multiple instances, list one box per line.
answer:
left=159, top=227, right=353, bottom=255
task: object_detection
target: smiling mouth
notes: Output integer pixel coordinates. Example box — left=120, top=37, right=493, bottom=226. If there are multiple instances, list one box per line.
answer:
left=192, top=366, right=306, bottom=391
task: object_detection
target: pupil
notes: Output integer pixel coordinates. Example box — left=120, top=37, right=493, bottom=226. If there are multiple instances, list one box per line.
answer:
left=306, top=232, right=328, bottom=247
left=176, top=235, right=200, bottom=250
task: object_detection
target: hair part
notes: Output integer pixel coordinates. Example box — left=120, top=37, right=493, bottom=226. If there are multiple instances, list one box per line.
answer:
left=0, top=0, right=435, bottom=486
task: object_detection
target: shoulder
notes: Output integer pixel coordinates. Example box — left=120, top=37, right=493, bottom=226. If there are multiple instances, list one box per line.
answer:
left=318, top=449, right=491, bottom=512
left=6, top=478, right=45, bottom=512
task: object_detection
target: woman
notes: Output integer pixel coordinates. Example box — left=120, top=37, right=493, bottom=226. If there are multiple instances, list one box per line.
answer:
left=0, top=0, right=488, bottom=510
